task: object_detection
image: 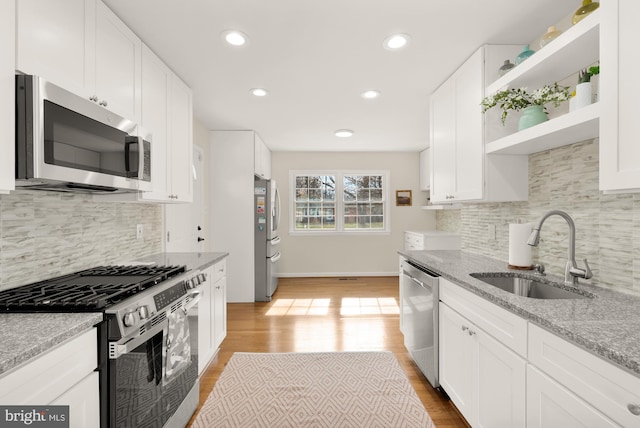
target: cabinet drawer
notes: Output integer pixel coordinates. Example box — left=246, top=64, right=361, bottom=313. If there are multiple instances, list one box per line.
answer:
left=440, top=278, right=527, bottom=357
left=529, top=323, right=640, bottom=427
left=0, top=328, right=97, bottom=405
left=213, top=259, right=227, bottom=282
left=527, top=365, right=618, bottom=427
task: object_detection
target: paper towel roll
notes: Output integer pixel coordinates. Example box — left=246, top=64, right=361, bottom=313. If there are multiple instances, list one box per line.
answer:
left=509, top=223, right=533, bottom=268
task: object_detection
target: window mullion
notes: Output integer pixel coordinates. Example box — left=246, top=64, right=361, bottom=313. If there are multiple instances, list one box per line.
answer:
left=336, top=173, right=344, bottom=232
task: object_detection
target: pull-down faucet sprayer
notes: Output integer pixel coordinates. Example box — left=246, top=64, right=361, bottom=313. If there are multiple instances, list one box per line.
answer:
left=527, top=210, right=592, bottom=286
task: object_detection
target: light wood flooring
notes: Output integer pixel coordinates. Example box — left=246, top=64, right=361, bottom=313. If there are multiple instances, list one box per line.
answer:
left=187, top=276, right=468, bottom=427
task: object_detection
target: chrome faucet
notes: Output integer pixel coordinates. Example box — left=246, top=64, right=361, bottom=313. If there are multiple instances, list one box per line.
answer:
left=527, top=210, right=592, bottom=285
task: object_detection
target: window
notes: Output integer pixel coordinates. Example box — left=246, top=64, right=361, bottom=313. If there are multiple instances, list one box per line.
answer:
left=290, top=171, right=389, bottom=234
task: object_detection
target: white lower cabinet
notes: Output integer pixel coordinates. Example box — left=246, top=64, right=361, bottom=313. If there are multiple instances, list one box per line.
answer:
left=527, top=365, right=617, bottom=428
left=50, top=372, right=100, bottom=428
left=212, top=260, right=227, bottom=350
left=438, top=276, right=640, bottom=427
left=197, top=258, right=228, bottom=375
left=439, top=303, right=526, bottom=427
left=528, top=323, right=640, bottom=427
left=0, top=328, right=99, bottom=428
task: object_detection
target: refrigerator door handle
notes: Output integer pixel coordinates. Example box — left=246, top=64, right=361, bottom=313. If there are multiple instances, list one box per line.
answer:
left=270, top=236, right=281, bottom=246
left=272, top=185, right=281, bottom=234
left=270, top=252, right=281, bottom=263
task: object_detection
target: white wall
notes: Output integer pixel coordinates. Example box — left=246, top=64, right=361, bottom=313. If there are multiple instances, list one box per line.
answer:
left=272, top=151, right=435, bottom=277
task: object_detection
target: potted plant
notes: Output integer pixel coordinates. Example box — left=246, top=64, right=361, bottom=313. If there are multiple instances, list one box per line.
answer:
left=481, top=83, right=570, bottom=130
left=571, top=66, right=599, bottom=111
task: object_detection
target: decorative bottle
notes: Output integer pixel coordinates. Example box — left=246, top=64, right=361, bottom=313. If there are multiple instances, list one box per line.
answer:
left=540, top=26, right=562, bottom=48
left=498, top=60, right=515, bottom=77
left=515, top=45, right=535, bottom=65
left=572, top=0, right=599, bottom=25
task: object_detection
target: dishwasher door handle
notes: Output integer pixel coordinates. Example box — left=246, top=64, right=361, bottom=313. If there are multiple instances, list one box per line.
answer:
left=406, top=274, right=426, bottom=289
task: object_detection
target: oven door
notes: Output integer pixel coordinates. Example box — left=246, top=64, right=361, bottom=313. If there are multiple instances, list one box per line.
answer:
left=108, top=295, right=199, bottom=428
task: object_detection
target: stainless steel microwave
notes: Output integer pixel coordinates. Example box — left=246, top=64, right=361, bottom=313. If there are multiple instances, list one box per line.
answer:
left=15, top=75, right=152, bottom=193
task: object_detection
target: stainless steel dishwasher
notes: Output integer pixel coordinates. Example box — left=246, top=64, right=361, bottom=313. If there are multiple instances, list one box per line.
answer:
left=401, top=260, right=440, bottom=388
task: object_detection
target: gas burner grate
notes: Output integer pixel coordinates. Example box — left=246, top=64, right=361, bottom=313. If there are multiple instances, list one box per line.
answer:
left=0, top=265, right=186, bottom=311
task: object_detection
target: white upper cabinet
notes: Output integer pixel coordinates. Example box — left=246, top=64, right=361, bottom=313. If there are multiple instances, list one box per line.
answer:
left=168, top=74, right=194, bottom=201
left=430, top=78, right=455, bottom=202
left=96, top=44, right=193, bottom=203
left=254, top=133, right=272, bottom=179
left=600, top=0, right=640, bottom=193
left=94, top=0, right=141, bottom=122
left=140, top=45, right=170, bottom=199
left=16, top=0, right=142, bottom=123
left=429, top=46, right=528, bottom=204
left=419, top=148, right=430, bottom=191
left=16, top=0, right=93, bottom=99
left=1, top=0, right=15, bottom=194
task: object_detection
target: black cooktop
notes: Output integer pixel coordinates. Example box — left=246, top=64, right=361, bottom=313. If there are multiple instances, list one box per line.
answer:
left=0, top=265, right=186, bottom=312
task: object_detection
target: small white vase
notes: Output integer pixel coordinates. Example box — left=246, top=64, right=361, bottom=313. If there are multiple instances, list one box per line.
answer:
left=571, top=82, right=592, bottom=112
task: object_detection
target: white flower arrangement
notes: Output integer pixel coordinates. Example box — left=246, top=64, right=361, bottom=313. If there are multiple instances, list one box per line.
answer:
left=481, top=83, right=570, bottom=125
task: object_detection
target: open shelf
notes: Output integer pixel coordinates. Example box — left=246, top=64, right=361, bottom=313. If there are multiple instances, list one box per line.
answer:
left=485, top=102, right=599, bottom=155
left=486, top=10, right=600, bottom=95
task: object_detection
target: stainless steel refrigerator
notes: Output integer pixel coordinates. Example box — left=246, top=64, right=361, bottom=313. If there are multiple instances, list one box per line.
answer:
left=254, top=177, right=281, bottom=301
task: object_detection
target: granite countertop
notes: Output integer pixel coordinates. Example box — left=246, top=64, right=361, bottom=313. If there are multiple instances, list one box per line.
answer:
left=0, top=252, right=228, bottom=377
left=399, top=249, right=640, bottom=378
left=126, top=251, right=229, bottom=272
left=0, top=313, right=102, bottom=376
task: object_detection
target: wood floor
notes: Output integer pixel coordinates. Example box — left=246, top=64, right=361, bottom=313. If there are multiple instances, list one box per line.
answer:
left=187, top=276, right=469, bottom=427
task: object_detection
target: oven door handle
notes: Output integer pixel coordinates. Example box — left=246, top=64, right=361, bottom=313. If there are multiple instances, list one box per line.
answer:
left=182, top=289, right=201, bottom=314
left=109, top=321, right=166, bottom=359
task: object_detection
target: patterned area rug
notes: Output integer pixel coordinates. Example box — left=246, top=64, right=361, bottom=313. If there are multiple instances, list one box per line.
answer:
left=192, top=351, right=435, bottom=428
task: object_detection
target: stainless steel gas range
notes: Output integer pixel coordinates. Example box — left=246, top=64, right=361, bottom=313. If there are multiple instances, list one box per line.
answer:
left=0, top=264, right=205, bottom=428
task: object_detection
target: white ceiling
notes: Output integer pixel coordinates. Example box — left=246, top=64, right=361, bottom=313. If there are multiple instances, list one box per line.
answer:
left=103, top=0, right=576, bottom=152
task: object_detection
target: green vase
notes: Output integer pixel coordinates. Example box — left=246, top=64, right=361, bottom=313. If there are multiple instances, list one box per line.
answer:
left=518, top=105, right=548, bottom=130
left=572, top=0, right=599, bottom=25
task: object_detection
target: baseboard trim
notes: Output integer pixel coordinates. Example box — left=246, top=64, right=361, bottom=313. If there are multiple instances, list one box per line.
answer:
left=278, top=272, right=398, bottom=278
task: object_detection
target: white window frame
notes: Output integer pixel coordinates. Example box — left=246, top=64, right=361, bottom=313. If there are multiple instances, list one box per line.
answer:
left=289, top=170, right=390, bottom=235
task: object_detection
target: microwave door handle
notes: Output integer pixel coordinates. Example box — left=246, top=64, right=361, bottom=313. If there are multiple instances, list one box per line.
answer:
left=124, top=137, right=141, bottom=179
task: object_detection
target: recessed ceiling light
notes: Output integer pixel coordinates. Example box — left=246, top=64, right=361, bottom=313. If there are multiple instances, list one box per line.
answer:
left=383, top=33, right=411, bottom=50
left=222, top=30, right=248, bottom=46
left=335, top=129, right=354, bottom=138
left=361, top=90, right=381, bottom=99
left=250, top=88, right=269, bottom=97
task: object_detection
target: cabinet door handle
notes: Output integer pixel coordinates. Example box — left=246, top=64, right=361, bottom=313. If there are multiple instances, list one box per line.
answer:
left=468, top=329, right=476, bottom=336
left=461, top=326, right=468, bottom=332
left=628, top=403, right=640, bottom=416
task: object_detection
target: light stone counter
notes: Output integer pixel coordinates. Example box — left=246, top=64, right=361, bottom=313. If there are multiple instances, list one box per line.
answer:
left=399, top=249, right=640, bottom=378
left=126, top=251, right=229, bottom=273
left=0, top=313, right=102, bottom=376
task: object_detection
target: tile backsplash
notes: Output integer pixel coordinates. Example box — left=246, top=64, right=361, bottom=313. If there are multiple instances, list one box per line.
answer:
left=0, top=190, right=162, bottom=291
left=437, top=138, right=640, bottom=296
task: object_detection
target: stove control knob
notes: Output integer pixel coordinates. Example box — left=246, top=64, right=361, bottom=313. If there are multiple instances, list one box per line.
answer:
left=123, top=311, right=137, bottom=327
left=198, top=273, right=207, bottom=283
left=138, top=305, right=149, bottom=320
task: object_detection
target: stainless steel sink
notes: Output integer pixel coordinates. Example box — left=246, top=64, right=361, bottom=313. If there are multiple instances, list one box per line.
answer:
left=469, top=273, right=594, bottom=300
